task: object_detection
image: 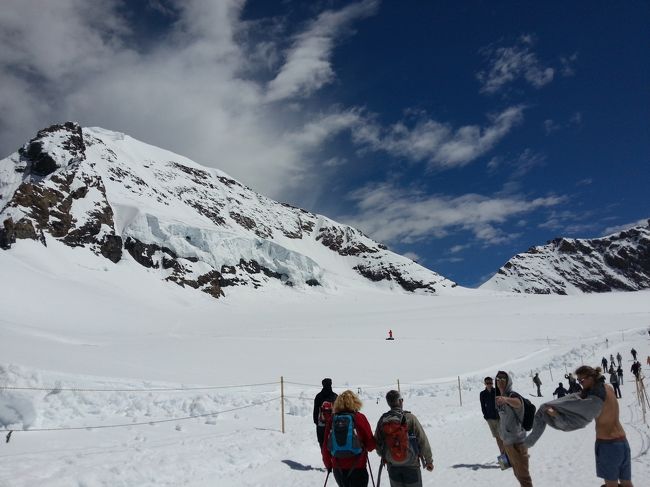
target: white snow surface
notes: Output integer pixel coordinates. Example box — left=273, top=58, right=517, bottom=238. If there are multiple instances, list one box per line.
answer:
left=1, top=238, right=650, bottom=486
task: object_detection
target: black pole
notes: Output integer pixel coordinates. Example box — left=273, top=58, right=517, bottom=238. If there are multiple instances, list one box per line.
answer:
left=367, top=457, right=376, bottom=487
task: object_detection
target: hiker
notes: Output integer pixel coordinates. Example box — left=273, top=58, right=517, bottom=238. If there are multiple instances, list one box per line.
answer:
left=608, top=364, right=615, bottom=375
left=322, top=390, right=376, bottom=487
left=631, top=348, right=637, bottom=360
left=610, top=368, right=622, bottom=399
left=375, top=390, right=434, bottom=487
left=646, top=355, right=650, bottom=367
left=480, top=376, right=504, bottom=454
left=532, top=373, right=542, bottom=397
left=576, top=366, right=633, bottom=486
left=524, top=366, right=607, bottom=449
left=616, top=352, right=622, bottom=367
left=314, top=378, right=338, bottom=448
left=495, top=371, right=533, bottom=487
left=552, top=382, right=568, bottom=399
left=609, top=354, right=615, bottom=367
left=606, top=338, right=609, bottom=348
left=387, top=329, right=393, bottom=340
left=631, top=361, right=641, bottom=380
left=565, top=373, right=582, bottom=393
left=601, top=356, right=608, bottom=371
left=617, top=365, right=624, bottom=385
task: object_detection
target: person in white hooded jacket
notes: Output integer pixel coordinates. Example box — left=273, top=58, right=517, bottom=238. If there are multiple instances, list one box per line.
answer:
left=495, top=370, right=532, bottom=487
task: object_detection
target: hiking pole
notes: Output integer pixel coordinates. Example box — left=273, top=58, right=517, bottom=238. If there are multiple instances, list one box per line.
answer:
left=367, top=457, right=376, bottom=487
left=377, top=461, right=384, bottom=487
left=323, top=469, right=330, bottom=487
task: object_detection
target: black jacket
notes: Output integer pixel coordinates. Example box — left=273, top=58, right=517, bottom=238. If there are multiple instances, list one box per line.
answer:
left=313, top=388, right=338, bottom=425
left=480, top=388, right=499, bottom=420
left=553, top=386, right=568, bottom=398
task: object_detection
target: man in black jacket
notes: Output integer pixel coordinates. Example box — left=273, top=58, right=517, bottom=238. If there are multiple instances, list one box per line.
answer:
left=313, top=378, right=338, bottom=447
left=480, top=376, right=504, bottom=454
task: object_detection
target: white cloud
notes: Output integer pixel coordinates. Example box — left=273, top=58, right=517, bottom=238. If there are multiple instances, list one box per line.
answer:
left=0, top=0, right=379, bottom=201
left=543, top=119, right=560, bottom=135
left=560, top=52, right=579, bottom=77
left=449, top=244, right=470, bottom=254
left=353, top=106, right=525, bottom=168
left=342, top=182, right=566, bottom=245
left=265, top=0, right=379, bottom=102
left=402, top=251, right=422, bottom=262
left=477, top=35, right=554, bottom=95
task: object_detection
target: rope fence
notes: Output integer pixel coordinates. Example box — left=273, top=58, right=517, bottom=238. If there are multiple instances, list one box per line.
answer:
left=2, top=329, right=648, bottom=443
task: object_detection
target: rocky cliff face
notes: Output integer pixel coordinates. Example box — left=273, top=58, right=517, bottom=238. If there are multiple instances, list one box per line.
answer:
left=0, top=123, right=456, bottom=299
left=480, top=221, right=650, bottom=294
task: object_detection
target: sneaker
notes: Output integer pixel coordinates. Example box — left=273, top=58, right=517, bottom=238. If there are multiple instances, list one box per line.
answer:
left=497, top=453, right=511, bottom=470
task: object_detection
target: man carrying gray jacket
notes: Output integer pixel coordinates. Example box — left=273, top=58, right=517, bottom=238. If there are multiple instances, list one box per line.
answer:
left=374, top=390, right=433, bottom=487
left=495, top=370, right=533, bottom=487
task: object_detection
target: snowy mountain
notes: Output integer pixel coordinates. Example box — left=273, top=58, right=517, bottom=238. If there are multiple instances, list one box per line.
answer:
left=480, top=220, right=650, bottom=294
left=0, top=122, right=456, bottom=298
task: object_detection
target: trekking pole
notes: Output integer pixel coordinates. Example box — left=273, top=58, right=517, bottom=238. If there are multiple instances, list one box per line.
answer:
left=367, top=457, right=376, bottom=487
left=377, top=460, right=384, bottom=487
left=323, top=469, right=330, bottom=487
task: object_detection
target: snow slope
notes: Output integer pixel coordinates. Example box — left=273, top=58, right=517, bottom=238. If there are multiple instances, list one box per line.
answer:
left=0, top=123, right=456, bottom=300
left=1, top=238, right=650, bottom=486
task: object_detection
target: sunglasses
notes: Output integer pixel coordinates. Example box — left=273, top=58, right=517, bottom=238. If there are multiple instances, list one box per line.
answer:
left=496, top=377, right=507, bottom=381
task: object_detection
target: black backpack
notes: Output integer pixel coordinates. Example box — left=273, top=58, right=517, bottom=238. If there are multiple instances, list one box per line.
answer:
left=512, top=393, right=536, bottom=431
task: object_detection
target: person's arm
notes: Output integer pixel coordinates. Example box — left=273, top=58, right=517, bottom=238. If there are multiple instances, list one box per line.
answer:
left=374, top=416, right=385, bottom=458
left=479, top=391, right=488, bottom=418
left=313, top=396, right=320, bottom=425
left=496, top=394, right=523, bottom=409
left=321, top=421, right=332, bottom=470
left=356, top=413, right=376, bottom=453
left=410, top=414, right=434, bottom=471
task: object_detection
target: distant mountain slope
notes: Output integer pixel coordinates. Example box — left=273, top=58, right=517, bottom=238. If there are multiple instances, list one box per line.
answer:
left=0, top=123, right=457, bottom=298
left=480, top=221, right=650, bottom=294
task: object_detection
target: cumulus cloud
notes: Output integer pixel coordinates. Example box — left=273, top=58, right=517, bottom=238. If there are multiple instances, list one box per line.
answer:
left=0, top=0, right=377, bottom=201
left=477, top=35, right=554, bottom=95
left=342, top=182, right=566, bottom=245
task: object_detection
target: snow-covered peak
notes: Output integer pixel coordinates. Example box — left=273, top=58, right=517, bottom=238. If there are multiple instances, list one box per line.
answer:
left=0, top=123, right=458, bottom=298
left=480, top=220, right=650, bottom=294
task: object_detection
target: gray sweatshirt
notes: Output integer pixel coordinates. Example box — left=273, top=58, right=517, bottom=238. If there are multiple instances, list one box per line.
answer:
left=496, top=372, right=526, bottom=446
left=524, top=381, right=606, bottom=448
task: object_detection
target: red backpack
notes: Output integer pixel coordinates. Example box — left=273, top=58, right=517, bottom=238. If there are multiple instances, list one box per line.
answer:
left=379, top=411, right=418, bottom=465
left=318, top=401, right=333, bottom=427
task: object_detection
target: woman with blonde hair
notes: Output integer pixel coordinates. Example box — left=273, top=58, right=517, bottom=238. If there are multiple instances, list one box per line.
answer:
left=322, top=390, right=376, bottom=487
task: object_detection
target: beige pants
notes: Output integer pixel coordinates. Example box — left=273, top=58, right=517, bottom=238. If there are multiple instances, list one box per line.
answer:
left=504, top=442, right=532, bottom=487
left=486, top=419, right=505, bottom=453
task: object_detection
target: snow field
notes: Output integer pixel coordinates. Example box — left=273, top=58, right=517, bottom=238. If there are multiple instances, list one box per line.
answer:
left=1, top=239, right=650, bottom=485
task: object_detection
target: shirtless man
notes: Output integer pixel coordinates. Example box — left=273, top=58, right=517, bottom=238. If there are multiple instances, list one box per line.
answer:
left=549, top=366, right=633, bottom=487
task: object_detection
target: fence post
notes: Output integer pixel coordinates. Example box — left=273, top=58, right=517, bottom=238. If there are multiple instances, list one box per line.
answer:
left=458, top=376, right=462, bottom=407
left=397, top=379, right=401, bottom=394
left=548, top=365, right=553, bottom=382
left=281, top=376, right=285, bottom=434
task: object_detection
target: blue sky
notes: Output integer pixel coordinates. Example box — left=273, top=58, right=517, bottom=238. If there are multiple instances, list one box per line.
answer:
left=1, top=1, right=648, bottom=286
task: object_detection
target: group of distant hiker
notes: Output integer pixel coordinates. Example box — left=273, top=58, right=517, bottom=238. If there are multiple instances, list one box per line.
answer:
left=314, top=378, right=433, bottom=487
